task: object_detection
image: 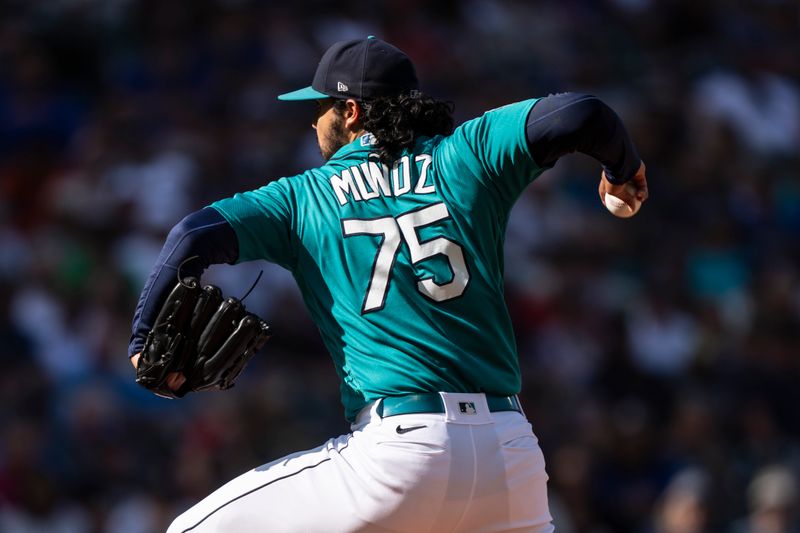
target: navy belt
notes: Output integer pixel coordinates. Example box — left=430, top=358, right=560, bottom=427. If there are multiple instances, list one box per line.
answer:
left=377, top=393, right=521, bottom=418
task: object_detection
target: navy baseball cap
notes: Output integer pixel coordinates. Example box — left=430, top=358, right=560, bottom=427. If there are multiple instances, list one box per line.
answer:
left=278, top=36, right=418, bottom=101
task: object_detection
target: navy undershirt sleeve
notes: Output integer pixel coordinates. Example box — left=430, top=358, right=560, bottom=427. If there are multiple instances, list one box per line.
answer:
left=526, top=93, right=641, bottom=184
left=128, top=207, right=238, bottom=358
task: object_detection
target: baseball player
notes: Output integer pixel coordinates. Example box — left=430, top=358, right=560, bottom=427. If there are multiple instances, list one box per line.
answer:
left=129, top=36, right=647, bottom=532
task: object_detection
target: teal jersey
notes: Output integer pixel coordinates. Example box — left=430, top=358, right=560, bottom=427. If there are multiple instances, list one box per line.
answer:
left=212, top=99, right=546, bottom=421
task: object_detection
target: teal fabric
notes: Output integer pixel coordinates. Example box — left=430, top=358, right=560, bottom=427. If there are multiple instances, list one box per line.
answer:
left=211, top=98, right=545, bottom=421
left=278, top=86, right=329, bottom=101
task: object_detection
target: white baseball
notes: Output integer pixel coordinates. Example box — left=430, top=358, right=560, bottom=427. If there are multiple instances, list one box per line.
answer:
left=604, top=183, right=641, bottom=218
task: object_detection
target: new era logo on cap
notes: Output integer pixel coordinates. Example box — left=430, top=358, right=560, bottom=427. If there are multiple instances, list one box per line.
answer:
left=337, top=81, right=349, bottom=92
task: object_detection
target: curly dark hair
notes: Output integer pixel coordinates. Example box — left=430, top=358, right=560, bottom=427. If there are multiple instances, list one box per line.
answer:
left=335, top=93, right=454, bottom=164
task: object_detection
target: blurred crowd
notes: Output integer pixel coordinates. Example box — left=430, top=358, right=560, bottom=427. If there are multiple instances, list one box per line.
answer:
left=1, top=0, right=799, bottom=531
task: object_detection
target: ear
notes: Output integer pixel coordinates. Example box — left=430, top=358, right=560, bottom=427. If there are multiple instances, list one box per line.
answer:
left=342, top=99, right=362, bottom=131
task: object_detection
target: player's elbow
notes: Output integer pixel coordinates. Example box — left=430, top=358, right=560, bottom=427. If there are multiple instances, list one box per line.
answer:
left=164, top=210, right=216, bottom=272
left=556, top=93, right=621, bottom=151
left=527, top=93, right=616, bottom=166
left=166, top=207, right=239, bottom=268
left=169, top=209, right=211, bottom=241
left=560, top=93, right=610, bottom=133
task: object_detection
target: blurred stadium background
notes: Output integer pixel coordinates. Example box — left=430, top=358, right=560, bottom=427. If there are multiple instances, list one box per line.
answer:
left=1, top=0, right=799, bottom=531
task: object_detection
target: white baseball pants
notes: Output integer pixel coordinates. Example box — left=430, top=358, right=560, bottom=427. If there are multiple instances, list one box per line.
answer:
left=167, top=392, right=553, bottom=532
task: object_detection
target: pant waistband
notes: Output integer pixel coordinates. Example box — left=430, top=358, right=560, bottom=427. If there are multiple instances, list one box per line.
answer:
left=377, top=393, right=521, bottom=418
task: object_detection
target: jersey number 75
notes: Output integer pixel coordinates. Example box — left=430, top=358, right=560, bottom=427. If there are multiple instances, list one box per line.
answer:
left=342, top=202, right=470, bottom=313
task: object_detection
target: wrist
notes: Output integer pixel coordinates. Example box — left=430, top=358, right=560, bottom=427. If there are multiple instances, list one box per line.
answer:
left=602, top=156, right=641, bottom=185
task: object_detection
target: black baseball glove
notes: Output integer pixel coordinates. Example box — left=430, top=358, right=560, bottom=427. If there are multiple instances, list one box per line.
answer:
left=135, top=277, right=271, bottom=399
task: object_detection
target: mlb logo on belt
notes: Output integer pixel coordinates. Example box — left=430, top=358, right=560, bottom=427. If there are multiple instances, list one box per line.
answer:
left=459, top=401, right=477, bottom=415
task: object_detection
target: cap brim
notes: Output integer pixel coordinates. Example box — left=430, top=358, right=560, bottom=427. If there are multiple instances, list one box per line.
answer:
left=277, top=86, right=330, bottom=101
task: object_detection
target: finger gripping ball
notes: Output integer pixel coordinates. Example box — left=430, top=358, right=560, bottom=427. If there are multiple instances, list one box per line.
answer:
left=604, top=183, right=641, bottom=218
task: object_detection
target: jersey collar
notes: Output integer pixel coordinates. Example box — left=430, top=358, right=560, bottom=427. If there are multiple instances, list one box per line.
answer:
left=329, top=133, right=377, bottom=162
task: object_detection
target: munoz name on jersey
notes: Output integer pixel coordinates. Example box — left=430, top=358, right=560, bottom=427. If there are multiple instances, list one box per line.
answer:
left=329, top=154, right=435, bottom=206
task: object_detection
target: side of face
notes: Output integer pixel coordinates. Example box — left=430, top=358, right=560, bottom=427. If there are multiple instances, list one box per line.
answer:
left=313, top=99, right=361, bottom=161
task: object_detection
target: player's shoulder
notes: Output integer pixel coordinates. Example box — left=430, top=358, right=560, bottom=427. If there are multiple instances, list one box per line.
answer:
left=462, top=98, right=540, bottom=131
left=262, top=166, right=329, bottom=194
left=430, top=98, right=537, bottom=156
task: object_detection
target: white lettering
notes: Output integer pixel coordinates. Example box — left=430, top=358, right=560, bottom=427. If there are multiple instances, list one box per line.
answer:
left=392, top=156, right=411, bottom=195
left=352, top=165, right=379, bottom=201
left=330, top=154, right=437, bottom=206
left=414, top=154, right=434, bottom=194
left=330, top=169, right=362, bottom=206
left=360, top=162, right=393, bottom=197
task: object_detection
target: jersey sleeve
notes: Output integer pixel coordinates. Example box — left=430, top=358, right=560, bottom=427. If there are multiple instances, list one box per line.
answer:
left=440, top=99, right=545, bottom=206
left=209, top=178, right=296, bottom=271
